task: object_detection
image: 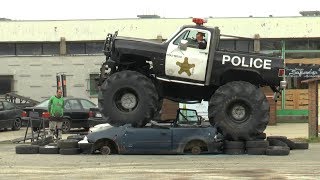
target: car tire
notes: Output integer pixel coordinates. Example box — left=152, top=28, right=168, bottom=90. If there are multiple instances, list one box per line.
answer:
left=67, top=135, right=84, bottom=141
left=255, top=133, right=267, bottom=140
left=267, top=136, right=287, bottom=141
left=224, top=148, right=245, bottom=155
left=99, top=70, right=159, bottom=127
left=100, top=145, right=111, bottom=155
left=39, top=146, right=59, bottom=154
left=293, top=142, right=309, bottom=150
left=79, top=143, right=93, bottom=154
left=208, top=81, right=269, bottom=141
left=59, top=148, right=80, bottom=155
left=12, top=118, right=22, bottom=131
left=267, top=136, right=295, bottom=150
left=62, top=119, right=71, bottom=133
left=48, top=143, right=57, bottom=146
left=266, top=146, right=290, bottom=156
left=16, top=145, right=39, bottom=154
left=57, top=139, right=79, bottom=149
left=246, top=148, right=267, bottom=155
left=224, top=141, right=245, bottom=149
left=246, top=140, right=269, bottom=148
left=267, top=139, right=288, bottom=147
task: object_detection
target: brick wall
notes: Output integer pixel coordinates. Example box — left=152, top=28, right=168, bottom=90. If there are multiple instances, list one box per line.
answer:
left=160, top=99, right=179, bottom=120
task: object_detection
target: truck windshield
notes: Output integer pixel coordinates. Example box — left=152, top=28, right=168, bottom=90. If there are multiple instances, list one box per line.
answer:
left=164, top=27, right=182, bottom=43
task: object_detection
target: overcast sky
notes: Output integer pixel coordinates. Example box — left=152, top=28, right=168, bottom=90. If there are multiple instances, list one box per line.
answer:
left=1, top=0, right=319, bottom=20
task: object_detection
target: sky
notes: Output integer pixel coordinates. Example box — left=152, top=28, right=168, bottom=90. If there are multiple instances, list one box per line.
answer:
left=1, top=0, right=319, bottom=20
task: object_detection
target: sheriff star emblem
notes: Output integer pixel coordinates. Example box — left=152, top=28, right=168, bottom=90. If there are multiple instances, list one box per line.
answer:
left=176, top=57, right=195, bottom=76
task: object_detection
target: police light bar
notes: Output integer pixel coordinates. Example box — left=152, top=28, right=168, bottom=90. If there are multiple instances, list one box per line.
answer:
left=192, top=18, right=207, bottom=26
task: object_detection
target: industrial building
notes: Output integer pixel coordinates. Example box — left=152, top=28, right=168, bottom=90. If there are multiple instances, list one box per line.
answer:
left=0, top=15, right=319, bottom=118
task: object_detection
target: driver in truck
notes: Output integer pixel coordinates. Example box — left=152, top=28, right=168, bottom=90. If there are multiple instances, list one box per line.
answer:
left=196, top=32, right=207, bottom=49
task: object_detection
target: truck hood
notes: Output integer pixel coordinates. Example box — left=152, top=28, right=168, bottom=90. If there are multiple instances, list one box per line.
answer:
left=113, top=36, right=167, bottom=58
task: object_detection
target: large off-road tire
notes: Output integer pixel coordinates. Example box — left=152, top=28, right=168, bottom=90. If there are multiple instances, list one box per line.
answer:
left=99, top=70, right=159, bottom=127
left=208, top=81, right=269, bottom=141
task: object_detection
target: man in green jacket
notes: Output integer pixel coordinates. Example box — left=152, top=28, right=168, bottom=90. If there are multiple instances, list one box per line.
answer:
left=48, top=89, right=64, bottom=139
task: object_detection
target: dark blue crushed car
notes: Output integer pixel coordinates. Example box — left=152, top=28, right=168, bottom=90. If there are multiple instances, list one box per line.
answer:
left=87, top=109, right=223, bottom=155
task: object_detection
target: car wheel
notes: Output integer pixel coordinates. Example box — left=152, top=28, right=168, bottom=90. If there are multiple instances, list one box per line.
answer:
left=100, top=145, right=111, bottom=155
left=191, top=146, right=201, bottom=155
left=62, top=119, right=71, bottom=133
left=12, top=118, right=22, bottom=131
left=208, top=81, right=269, bottom=141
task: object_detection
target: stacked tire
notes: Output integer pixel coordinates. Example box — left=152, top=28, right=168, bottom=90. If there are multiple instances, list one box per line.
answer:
left=57, top=139, right=80, bottom=155
left=224, top=141, right=245, bottom=155
left=245, top=140, right=269, bottom=155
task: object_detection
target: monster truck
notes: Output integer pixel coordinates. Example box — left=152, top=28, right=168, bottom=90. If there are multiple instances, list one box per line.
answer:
left=97, top=18, right=287, bottom=140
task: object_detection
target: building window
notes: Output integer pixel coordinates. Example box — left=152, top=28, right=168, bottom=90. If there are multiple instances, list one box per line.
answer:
left=0, top=42, right=60, bottom=56
left=16, top=43, right=42, bottom=55
left=86, top=42, right=104, bottom=54
left=219, top=40, right=235, bottom=51
left=89, top=74, right=99, bottom=96
left=66, top=42, right=86, bottom=54
left=42, top=43, right=59, bottom=55
left=0, top=43, right=15, bottom=55
left=236, top=40, right=253, bottom=52
left=219, top=40, right=253, bottom=52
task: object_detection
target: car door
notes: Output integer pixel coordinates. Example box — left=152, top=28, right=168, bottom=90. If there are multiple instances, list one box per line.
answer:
left=165, top=28, right=211, bottom=82
left=2, top=101, right=16, bottom=128
left=0, top=102, right=7, bottom=128
left=123, top=127, right=172, bottom=154
left=79, top=99, right=97, bottom=119
left=66, top=99, right=84, bottom=127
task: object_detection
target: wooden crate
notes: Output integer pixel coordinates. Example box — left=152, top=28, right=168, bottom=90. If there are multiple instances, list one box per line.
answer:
left=276, top=89, right=309, bottom=110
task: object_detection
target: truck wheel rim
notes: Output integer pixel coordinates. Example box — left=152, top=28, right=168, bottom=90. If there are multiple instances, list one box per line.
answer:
left=114, top=88, right=139, bottom=112
left=227, top=101, right=250, bottom=123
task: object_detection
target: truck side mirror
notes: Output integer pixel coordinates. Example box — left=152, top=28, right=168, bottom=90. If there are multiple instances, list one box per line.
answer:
left=179, top=40, right=188, bottom=51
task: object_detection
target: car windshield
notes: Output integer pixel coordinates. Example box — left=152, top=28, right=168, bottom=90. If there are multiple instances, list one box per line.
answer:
left=35, top=99, right=49, bottom=108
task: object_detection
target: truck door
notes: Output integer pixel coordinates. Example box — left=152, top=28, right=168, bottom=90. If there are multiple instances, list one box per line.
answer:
left=165, top=28, right=211, bottom=82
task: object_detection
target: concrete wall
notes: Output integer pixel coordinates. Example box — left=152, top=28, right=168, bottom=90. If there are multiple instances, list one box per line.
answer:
left=0, top=55, right=104, bottom=103
left=1, top=17, right=320, bottom=42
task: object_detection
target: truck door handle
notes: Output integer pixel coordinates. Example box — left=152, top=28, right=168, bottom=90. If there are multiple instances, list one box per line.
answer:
left=161, top=132, right=167, bottom=135
left=199, top=52, right=208, bottom=55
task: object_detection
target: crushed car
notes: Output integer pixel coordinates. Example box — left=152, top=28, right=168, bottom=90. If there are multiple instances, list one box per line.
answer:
left=86, top=109, right=223, bottom=155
